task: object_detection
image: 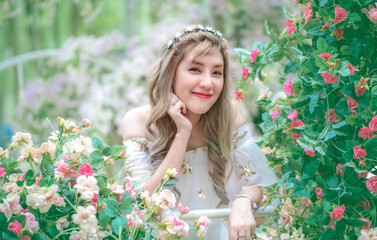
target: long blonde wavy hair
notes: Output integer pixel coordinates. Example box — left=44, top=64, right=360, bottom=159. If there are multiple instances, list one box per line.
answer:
left=146, top=26, right=234, bottom=205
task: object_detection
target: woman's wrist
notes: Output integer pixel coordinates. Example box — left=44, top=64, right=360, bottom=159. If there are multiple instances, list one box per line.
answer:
left=235, top=193, right=258, bottom=210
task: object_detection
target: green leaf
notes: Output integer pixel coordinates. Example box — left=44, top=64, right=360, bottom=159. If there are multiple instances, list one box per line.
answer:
left=320, top=228, right=333, bottom=240
left=92, top=136, right=104, bottom=150
left=345, top=115, right=359, bottom=125
left=2, top=231, right=19, bottom=240
left=317, top=37, right=328, bottom=51
left=371, top=85, right=377, bottom=96
left=326, top=175, right=339, bottom=188
left=319, top=0, right=329, bottom=5
left=348, top=12, right=361, bottom=23
left=90, top=150, right=103, bottom=161
left=309, top=95, right=319, bottom=114
left=335, top=219, right=346, bottom=235
left=99, top=210, right=112, bottom=228
left=104, top=199, right=119, bottom=217
left=102, top=147, right=113, bottom=157
left=339, top=69, right=350, bottom=77
left=345, top=218, right=369, bottom=227
left=315, top=55, right=328, bottom=68
left=304, top=215, right=317, bottom=225
left=297, top=139, right=312, bottom=150
left=340, top=83, right=354, bottom=97
left=284, top=62, right=298, bottom=74
left=234, top=48, right=251, bottom=58
left=332, top=121, right=346, bottom=129
left=323, top=129, right=336, bottom=141
left=334, top=100, right=349, bottom=117
left=112, top=215, right=129, bottom=235
left=315, top=146, right=326, bottom=155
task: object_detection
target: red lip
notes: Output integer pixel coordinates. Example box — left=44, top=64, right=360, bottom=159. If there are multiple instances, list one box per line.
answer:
left=193, top=92, right=212, bottom=99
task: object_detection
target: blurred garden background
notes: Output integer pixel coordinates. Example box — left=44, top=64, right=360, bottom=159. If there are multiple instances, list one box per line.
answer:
left=0, top=0, right=295, bottom=148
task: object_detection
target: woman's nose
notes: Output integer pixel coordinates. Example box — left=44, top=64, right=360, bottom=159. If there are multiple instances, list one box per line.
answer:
left=199, top=73, right=213, bottom=89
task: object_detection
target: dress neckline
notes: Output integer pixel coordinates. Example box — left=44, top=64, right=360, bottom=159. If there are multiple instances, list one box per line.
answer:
left=123, top=123, right=248, bottom=154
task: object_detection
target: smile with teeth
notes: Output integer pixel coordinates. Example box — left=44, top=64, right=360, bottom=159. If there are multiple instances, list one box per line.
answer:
left=193, top=92, right=212, bottom=99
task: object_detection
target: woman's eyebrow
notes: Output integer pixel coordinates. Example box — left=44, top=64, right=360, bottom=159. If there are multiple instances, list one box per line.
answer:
left=191, top=59, right=223, bottom=68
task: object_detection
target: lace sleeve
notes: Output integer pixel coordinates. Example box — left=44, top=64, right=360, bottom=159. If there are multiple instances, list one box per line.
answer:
left=231, top=124, right=279, bottom=188
left=122, top=138, right=154, bottom=193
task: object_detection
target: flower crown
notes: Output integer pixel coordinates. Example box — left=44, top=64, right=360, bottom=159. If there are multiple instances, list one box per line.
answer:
left=167, top=25, right=224, bottom=49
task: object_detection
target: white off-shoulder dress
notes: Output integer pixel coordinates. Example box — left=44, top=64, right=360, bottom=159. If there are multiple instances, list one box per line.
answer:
left=122, top=124, right=278, bottom=239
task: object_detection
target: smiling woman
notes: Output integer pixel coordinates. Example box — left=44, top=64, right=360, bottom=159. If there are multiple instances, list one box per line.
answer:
left=121, top=25, right=278, bottom=240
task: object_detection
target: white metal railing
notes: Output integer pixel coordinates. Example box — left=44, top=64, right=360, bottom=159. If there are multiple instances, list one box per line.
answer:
left=169, top=205, right=275, bottom=221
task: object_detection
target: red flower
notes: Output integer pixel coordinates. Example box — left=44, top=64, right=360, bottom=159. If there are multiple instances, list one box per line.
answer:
left=291, top=132, right=301, bottom=140
left=234, top=91, right=244, bottom=101
left=283, top=79, right=295, bottom=96
left=290, top=119, right=305, bottom=128
left=358, top=127, right=374, bottom=139
left=330, top=64, right=335, bottom=70
left=359, top=200, right=370, bottom=211
left=353, top=145, right=367, bottom=159
left=325, top=109, right=340, bottom=123
left=21, top=236, right=31, bottom=240
left=304, top=149, right=315, bottom=157
left=334, top=27, right=343, bottom=41
left=360, top=78, right=367, bottom=85
left=302, top=2, right=313, bottom=23
left=334, top=7, right=348, bottom=24
left=322, top=24, right=329, bottom=31
left=321, top=72, right=339, bottom=84
left=356, top=86, right=366, bottom=97
left=286, top=20, right=295, bottom=35
left=241, top=68, right=249, bottom=80
left=330, top=205, right=345, bottom=221
left=250, top=48, right=259, bottom=63
left=347, top=63, right=355, bottom=75
left=320, top=53, right=332, bottom=62
left=78, top=163, right=96, bottom=176
left=335, top=164, right=345, bottom=176
left=368, top=116, right=377, bottom=131
left=366, top=175, right=377, bottom=193
left=271, top=111, right=280, bottom=123
left=315, top=187, right=323, bottom=200
left=347, top=96, right=358, bottom=113
left=91, top=193, right=98, bottom=205
left=8, top=220, right=22, bottom=236
left=359, top=218, right=371, bottom=230
left=287, top=110, right=297, bottom=120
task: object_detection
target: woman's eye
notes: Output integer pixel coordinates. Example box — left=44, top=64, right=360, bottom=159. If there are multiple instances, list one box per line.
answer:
left=189, top=68, right=200, bottom=72
left=213, top=71, right=223, bottom=76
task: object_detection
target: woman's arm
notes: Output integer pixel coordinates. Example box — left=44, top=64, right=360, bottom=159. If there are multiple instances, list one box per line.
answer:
left=228, top=186, right=262, bottom=240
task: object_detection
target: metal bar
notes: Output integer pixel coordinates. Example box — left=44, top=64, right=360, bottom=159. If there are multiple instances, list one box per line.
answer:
left=0, top=49, right=60, bottom=72
left=179, top=205, right=275, bottom=221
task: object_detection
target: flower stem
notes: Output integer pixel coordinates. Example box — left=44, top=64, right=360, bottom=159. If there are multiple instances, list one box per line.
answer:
left=51, top=227, right=79, bottom=240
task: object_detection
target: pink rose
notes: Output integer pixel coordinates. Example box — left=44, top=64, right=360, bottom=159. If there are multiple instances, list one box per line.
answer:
left=359, top=200, right=370, bottom=211
left=358, top=127, right=374, bottom=139
left=241, top=68, right=249, bottom=80
left=315, top=187, right=323, bottom=200
left=55, top=160, right=77, bottom=179
left=301, top=2, right=313, bottom=23
left=357, top=171, right=368, bottom=179
left=335, top=164, right=345, bottom=176
left=325, top=109, right=340, bottom=123
left=287, top=110, right=297, bottom=120
left=330, top=205, right=345, bottom=221
left=322, top=24, right=329, bottom=31
left=0, top=167, right=7, bottom=178
left=250, top=48, right=259, bottom=63
left=125, top=178, right=137, bottom=198
left=366, top=175, right=377, bottom=193
left=286, top=20, right=295, bottom=35
left=271, top=111, right=280, bottom=123
left=234, top=91, right=244, bottom=101
left=321, top=72, right=339, bottom=84
left=320, top=53, right=332, bottom=62
left=78, top=163, right=95, bottom=176
left=276, top=166, right=281, bottom=172
left=360, top=78, right=367, bottom=85
left=334, top=27, right=344, bottom=41
left=347, top=63, right=355, bottom=75
left=359, top=218, right=371, bottom=230
left=304, top=149, right=315, bottom=157
left=290, top=119, right=305, bottom=129
left=178, top=203, right=190, bottom=215
left=21, top=236, right=31, bottom=240
left=368, top=116, right=377, bottom=131
left=92, top=193, right=99, bottom=205
left=356, top=86, right=366, bottom=97
left=347, top=97, right=358, bottom=113
left=362, top=4, right=377, bottom=23
left=353, top=146, right=367, bottom=159
left=283, top=79, right=296, bottom=96
left=291, top=132, right=301, bottom=140
left=334, top=7, right=348, bottom=24
left=8, top=220, right=22, bottom=236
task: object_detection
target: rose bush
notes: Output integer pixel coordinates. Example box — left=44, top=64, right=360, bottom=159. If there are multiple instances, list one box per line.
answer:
left=236, top=0, right=377, bottom=239
left=0, top=117, right=209, bottom=239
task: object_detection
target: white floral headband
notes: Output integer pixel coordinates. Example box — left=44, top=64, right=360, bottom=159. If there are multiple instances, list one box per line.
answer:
left=167, top=25, right=224, bottom=49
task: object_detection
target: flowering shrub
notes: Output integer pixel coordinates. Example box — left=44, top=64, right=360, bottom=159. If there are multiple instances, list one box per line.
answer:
left=236, top=0, right=377, bottom=239
left=0, top=117, right=209, bottom=239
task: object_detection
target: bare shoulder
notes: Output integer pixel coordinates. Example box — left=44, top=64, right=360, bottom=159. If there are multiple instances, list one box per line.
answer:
left=231, top=100, right=247, bottom=130
left=121, top=105, right=150, bottom=140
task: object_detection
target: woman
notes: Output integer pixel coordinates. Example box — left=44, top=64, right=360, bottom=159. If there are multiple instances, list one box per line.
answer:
left=121, top=25, right=278, bottom=239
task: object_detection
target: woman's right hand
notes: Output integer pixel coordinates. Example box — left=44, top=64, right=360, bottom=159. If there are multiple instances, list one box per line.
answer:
left=167, top=93, right=192, bottom=137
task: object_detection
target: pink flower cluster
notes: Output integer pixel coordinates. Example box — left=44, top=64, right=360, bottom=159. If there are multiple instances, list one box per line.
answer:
left=250, top=48, right=259, bottom=63
left=283, top=79, right=295, bottom=96
left=330, top=205, right=345, bottom=221
left=362, top=3, right=377, bottom=23
left=358, top=115, right=377, bottom=139
left=158, top=216, right=189, bottom=239
left=325, top=109, right=339, bottom=123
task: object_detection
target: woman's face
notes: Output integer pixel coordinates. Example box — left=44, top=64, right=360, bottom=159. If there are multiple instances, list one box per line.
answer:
left=173, top=48, right=224, bottom=115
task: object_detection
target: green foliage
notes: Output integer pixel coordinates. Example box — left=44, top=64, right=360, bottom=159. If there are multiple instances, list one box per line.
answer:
left=237, top=0, right=377, bottom=238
